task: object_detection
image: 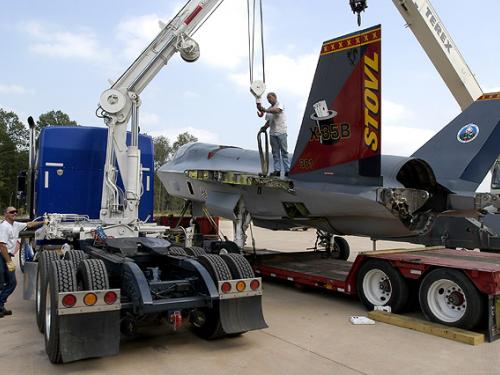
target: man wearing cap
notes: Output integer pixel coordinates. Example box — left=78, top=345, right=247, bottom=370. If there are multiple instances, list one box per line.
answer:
left=0, top=207, right=44, bottom=317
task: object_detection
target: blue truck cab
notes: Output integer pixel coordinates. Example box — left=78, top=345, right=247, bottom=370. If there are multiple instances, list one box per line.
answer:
left=34, top=126, right=154, bottom=220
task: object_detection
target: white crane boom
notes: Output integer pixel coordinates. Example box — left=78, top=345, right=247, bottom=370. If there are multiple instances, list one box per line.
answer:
left=97, top=0, right=224, bottom=225
left=392, top=0, right=483, bottom=110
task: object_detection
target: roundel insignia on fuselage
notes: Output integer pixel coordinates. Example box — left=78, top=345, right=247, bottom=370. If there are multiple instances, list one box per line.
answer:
left=457, top=123, right=479, bottom=144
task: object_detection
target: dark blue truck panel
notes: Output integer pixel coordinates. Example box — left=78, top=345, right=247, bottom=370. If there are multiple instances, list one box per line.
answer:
left=35, top=126, right=154, bottom=221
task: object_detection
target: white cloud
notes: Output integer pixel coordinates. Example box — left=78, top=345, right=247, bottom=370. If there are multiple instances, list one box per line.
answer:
left=115, top=14, right=164, bottom=60
left=23, top=21, right=108, bottom=62
left=0, top=84, right=35, bottom=95
left=114, top=0, right=249, bottom=69
left=382, top=98, right=414, bottom=126
left=230, top=53, right=317, bottom=98
left=140, top=112, right=160, bottom=127
left=382, top=125, right=435, bottom=156
left=194, top=0, right=249, bottom=69
left=149, top=126, right=220, bottom=144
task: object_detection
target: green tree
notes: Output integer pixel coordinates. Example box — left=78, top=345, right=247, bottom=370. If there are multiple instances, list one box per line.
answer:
left=172, top=132, right=198, bottom=154
left=0, top=109, right=29, bottom=151
left=0, top=109, right=29, bottom=208
left=37, top=110, right=77, bottom=131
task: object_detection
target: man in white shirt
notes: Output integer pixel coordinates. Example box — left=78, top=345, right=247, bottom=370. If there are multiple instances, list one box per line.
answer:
left=0, top=206, right=44, bottom=317
left=257, top=92, right=290, bottom=177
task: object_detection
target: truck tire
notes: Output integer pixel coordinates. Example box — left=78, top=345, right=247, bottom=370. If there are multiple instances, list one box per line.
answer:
left=220, top=253, right=255, bottom=279
left=357, top=259, right=409, bottom=313
left=333, top=237, right=350, bottom=260
left=196, top=254, right=232, bottom=282
left=77, top=259, right=110, bottom=290
left=64, top=250, right=88, bottom=267
left=168, top=246, right=188, bottom=256
left=185, top=246, right=206, bottom=257
left=44, top=260, right=77, bottom=364
left=36, top=251, right=59, bottom=333
left=191, top=255, right=232, bottom=339
left=419, top=268, right=483, bottom=329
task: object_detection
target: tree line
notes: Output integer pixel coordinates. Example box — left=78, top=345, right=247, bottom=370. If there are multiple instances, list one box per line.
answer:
left=0, top=108, right=196, bottom=214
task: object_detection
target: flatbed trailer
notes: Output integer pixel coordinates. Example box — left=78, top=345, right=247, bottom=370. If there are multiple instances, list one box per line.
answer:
left=248, top=247, right=500, bottom=341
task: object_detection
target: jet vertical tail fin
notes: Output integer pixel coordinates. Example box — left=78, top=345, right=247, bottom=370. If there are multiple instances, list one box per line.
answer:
left=290, top=25, right=382, bottom=185
left=412, top=93, right=500, bottom=192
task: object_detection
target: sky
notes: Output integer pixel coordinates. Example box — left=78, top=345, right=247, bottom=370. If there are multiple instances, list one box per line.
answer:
left=1, top=0, right=499, bottom=190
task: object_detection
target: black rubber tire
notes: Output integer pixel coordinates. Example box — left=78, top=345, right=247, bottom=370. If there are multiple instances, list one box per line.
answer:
left=45, top=260, right=77, bottom=364
left=357, top=259, right=409, bottom=313
left=185, top=246, right=206, bottom=257
left=191, top=254, right=231, bottom=339
left=196, top=254, right=232, bottom=282
left=168, top=246, right=188, bottom=256
left=77, top=259, right=110, bottom=291
left=333, top=237, right=350, bottom=260
left=220, top=253, right=255, bottom=279
left=36, top=251, right=59, bottom=333
left=63, top=250, right=88, bottom=267
left=419, top=268, right=483, bottom=329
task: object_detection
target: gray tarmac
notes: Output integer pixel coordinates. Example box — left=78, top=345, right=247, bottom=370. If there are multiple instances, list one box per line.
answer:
left=1, top=221, right=499, bottom=375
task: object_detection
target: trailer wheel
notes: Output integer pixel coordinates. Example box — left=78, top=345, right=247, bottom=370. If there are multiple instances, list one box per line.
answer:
left=36, top=251, right=59, bottom=333
left=220, top=253, right=255, bottom=279
left=419, top=268, right=483, bottom=329
left=168, top=246, right=188, bottom=256
left=357, top=259, right=409, bottom=313
left=185, top=246, right=206, bottom=257
left=191, top=255, right=231, bottom=339
left=77, top=259, right=110, bottom=290
left=45, top=260, right=77, bottom=364
left=64, top=250, right=88, bottom=267
left=333, top=237, right=350, bottom=260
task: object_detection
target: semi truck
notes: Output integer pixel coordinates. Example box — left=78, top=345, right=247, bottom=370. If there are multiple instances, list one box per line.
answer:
left=18, top=0, right=268, bottom=364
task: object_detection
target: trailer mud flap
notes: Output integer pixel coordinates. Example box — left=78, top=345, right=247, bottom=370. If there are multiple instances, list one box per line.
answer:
left=59, top=310, right=120, bottom=363
left=23, top=261, right=37, bottom=301
left=219, top=295, right=268, bottom=334
left=487, top=295, right=500, bottom=342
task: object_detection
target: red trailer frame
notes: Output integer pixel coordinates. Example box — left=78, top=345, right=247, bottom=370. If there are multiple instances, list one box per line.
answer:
left=249, top=247, right=500, bottom=341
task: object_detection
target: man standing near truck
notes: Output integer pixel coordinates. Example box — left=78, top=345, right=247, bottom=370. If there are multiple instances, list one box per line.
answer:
left=0, top=207, right=43, bottom=317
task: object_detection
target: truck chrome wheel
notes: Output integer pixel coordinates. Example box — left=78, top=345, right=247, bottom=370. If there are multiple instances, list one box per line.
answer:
left=45, top=284, right=51, bottom=341
left=426, top=279, right=466, bottom=322
left=362, top=269, right=392, bottom=305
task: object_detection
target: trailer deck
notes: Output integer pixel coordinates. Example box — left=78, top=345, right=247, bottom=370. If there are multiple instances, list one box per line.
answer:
left=247, top=247, right=500, bottom=341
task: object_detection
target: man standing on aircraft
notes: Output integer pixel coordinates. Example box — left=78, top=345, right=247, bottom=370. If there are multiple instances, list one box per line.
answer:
left=257, top=92, right=290, bottom=177
left=0, top=207, right=44, bottom=317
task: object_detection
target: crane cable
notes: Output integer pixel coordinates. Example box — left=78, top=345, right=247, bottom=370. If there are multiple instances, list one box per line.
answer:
left=247, top=0, right=266, bottom=86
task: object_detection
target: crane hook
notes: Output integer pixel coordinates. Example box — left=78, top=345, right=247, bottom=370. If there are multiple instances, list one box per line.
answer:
left=349, top=0, right=368, bottom=26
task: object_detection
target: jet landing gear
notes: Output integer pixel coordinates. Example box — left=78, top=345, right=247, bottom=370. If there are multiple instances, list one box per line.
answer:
left=312, top=230, right=350, bottom=260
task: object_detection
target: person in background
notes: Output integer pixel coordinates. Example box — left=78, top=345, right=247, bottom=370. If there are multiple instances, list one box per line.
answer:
left=0, top=207, right=44, bottom=317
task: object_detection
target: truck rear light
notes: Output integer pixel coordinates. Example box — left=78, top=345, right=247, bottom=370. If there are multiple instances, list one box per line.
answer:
left=62, top=294, right=77, bottom=307
left=221, top=282, right=232, bottom=293
left=236, top=281, right=246, bottom=292
left=104, top=291, right=118, bottom=305
left=250, top=279, right=260, bottom=291
left=83, top=292, right=97, bottom=306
